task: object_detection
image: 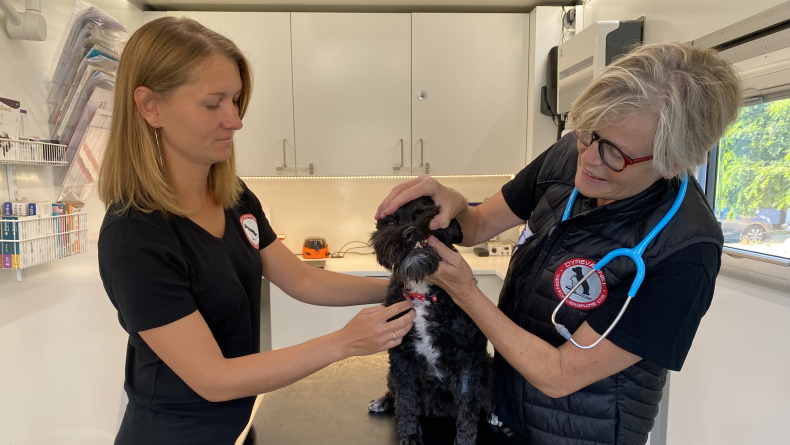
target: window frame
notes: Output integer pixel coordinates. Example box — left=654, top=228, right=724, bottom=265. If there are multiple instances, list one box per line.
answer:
left=692, top=2, right=790, bottom=282
left=705, top=117, right=790, bottom=268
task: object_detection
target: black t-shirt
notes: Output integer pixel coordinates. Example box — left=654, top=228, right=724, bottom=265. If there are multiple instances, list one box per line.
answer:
left=99, top=184, right=277, bottom=445
left=502, top=152, right=717, bottom=371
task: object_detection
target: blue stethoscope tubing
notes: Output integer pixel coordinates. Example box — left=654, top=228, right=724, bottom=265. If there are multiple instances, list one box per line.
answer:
left=551, top=173, right=689, bottom=349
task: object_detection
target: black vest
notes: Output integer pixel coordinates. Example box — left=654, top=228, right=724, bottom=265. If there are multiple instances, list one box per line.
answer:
left=495, top=135, right=723, bottom=444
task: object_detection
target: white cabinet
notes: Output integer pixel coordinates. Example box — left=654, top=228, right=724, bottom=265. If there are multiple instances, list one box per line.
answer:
left=161, top=11, right=296, bottom=177
left=268, top=271, right=504, bottom=350
left=150, top=12, right=529, bottom=177
left=269, top=281, right=381, bottom=349
left=291, top=13, right=412, bottom=176
left=290, top=13, right=529, bottom=176
left=412, top=13, right=529, bottom=175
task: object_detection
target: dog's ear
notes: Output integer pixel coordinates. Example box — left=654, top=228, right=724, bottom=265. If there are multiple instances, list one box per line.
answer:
left=433, top=218, right=463, bottom=246
left=447, top=219, right=463, bottom=244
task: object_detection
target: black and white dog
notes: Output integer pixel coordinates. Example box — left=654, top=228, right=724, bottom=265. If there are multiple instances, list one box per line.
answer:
left=368, top=197, right=494, bottom=445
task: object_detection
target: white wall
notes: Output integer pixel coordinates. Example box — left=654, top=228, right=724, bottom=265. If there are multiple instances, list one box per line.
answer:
left=526, top=6, right=565, bottom=162
left=669, top=271, right=790, bottom=445
left=0, top=1, right=143, bottom=444
left=582, top=1, right=790, bottom=444
left=244, top=176, right=513, bottom=255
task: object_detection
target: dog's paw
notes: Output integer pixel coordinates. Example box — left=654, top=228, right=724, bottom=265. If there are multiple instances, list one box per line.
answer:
left=486, top=412, right=515, bottom=437
left=368, top=394, right=393, bottom=413
left=399, top=434, right=424, bottom=445
left=487, top=412, right=502, bottom=427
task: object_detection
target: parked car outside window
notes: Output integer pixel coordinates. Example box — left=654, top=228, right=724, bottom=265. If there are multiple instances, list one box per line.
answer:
left=716, top=211, right=773, bottom=243
left=713, top=96, right=790, bottom=258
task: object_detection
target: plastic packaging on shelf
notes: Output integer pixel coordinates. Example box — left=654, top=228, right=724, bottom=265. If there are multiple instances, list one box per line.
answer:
left=1, top=212, right=89, bottom=270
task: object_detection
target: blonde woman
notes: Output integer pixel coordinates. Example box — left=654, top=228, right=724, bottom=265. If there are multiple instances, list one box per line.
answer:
left=376, top=42, right=741, bottom=445
left=98, top=17, right=414, bottom=444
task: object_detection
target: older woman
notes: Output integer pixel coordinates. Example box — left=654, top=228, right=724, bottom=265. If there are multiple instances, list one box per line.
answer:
left=376, top=42, right=741, bottom=444
left=98, top=17, right=414, bottom=444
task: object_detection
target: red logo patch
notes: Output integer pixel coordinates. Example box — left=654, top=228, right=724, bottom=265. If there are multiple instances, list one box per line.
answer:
left=553, top=258, right=608, bottom=309
left=240, top=214, right=260, bottom=249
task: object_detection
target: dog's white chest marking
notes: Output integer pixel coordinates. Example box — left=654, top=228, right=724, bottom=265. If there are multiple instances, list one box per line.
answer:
left=408, top=281, right=444, bottom=380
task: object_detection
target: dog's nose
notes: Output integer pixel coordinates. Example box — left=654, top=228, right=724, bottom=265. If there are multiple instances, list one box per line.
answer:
left=403, top=226, right=419, bottom=245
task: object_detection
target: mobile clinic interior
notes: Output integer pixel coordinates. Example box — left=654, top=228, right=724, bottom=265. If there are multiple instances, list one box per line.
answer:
left=0, top=0, right=788, bottom=444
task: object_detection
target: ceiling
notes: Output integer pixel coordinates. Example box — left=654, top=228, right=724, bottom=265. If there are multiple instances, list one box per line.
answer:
left=136, top=0, right=576, bottom=13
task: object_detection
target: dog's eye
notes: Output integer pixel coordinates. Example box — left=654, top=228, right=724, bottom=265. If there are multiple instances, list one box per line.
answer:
left=387, top=221, right=395, bottom=226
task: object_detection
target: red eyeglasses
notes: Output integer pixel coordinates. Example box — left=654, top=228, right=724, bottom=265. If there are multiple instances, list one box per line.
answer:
left=574, top=130, right=653, bottom=172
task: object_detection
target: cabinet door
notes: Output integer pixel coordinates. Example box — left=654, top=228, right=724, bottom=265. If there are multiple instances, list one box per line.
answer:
left=168, top=12, right=296, bottom=176
left=269, top=282, right=380, bottom=349
left=269, top=275, right=503, bottom=351
left=412, top=13, right=529, bottom=175
left=291, top=13, right=412, bottom=176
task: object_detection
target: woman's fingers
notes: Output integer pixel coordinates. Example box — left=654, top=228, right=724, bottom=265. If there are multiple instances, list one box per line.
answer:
left=387, top=302, right=415, bottom=331
left=375, top=176, right=469, bottom=237
left=344, top=300, right=415, bottom=353
left=375, top=176, right=424, bottom=218
left=357, top=300, right=412, bottom=318
left=375, top=176, right=437, bottom=220
left=383, top=299, right=414, bottom=317
left=426, top=236, right=476, bottom=303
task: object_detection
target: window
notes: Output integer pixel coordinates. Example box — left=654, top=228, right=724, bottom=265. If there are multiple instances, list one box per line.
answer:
left=711, top=96, right=790, bottom=261
left=688, top=0, right=790, bottom=272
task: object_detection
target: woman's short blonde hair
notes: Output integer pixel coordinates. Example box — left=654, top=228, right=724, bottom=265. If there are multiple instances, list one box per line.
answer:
left=567, top=42, right=742, bottom=178
left=99, top=16, right=252, bottom=216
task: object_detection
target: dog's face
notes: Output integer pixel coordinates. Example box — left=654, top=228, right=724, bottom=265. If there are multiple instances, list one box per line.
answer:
left=370, top=197, right=462, bottom=283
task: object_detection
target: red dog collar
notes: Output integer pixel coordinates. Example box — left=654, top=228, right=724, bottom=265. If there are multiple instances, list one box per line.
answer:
left=402, top=285, right=439, bottom=303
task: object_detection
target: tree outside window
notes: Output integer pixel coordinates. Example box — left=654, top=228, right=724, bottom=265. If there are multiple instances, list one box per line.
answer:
left=715, top=96, right=790, bottom=258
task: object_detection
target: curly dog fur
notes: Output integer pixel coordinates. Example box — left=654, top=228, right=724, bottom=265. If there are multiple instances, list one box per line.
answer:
left=368, top=197, right=494, bottom=445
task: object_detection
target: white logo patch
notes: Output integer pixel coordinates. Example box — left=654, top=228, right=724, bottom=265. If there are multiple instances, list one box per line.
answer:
left=240, top=214, right=260, bottom=249
left=553, top=258, right=608, bottom=309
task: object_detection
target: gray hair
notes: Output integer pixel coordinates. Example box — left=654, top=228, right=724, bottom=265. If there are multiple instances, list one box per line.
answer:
left=567, top=42, right=742, bottom=178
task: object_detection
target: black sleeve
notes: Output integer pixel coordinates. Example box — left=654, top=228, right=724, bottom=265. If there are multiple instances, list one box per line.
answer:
left=502, top=133, right=580, bottom=220
left=501, top=147, right=553, bottom=221
left=239, top=183, right=277, bottom=251
left=98, top=218, right=197, bottom=334
left=586, top=242, right=719, bottom=371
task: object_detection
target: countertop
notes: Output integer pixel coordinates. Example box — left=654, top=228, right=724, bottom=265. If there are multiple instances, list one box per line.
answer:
left=301, top=252, right=512, bottom=279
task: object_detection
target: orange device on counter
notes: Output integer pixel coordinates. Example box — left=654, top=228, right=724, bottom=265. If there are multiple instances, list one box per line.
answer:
left=302, top=237, right=329, bottom=259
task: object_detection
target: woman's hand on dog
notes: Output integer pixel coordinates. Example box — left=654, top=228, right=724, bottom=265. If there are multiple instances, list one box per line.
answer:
left=375, top=176, right=468, bottom=231
left=337, top=300, right=416, bottom=358
left=426, top=236, right=478, bottom=306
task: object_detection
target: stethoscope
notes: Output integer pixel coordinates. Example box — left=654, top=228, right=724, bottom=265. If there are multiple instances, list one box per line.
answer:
left=550, top=173, right=689, bottom=349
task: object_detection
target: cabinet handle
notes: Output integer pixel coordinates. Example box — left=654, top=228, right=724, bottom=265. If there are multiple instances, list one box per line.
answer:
left=393, top=139, right=406, bottom=172
left=419, top=138, right=424, bottom=167
left=276, top=139, right=291, bottom=173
